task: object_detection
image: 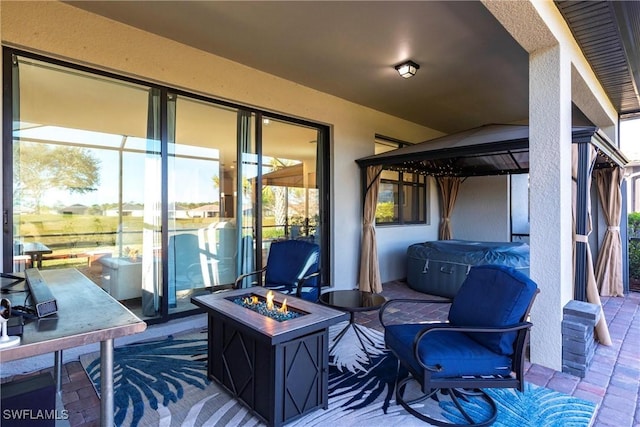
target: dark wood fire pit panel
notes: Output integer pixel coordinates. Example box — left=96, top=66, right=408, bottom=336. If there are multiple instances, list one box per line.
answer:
left=192, top=287, right=348, bottom=427
left=210, top=318, right=327, bottom=425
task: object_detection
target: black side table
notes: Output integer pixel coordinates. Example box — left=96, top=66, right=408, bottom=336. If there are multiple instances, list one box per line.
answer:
left=319, top=290, right=387, bottom=364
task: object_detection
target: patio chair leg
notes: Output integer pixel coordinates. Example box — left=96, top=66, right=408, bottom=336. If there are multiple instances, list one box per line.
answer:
left=396, top=377, right=498, bottom=427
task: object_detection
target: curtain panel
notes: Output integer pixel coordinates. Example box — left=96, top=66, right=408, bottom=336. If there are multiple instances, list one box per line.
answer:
left=358, top=165, right=383, bottom=293
left=436, top=176, right=461, bottom=240
left=594, top=167, right=625, bottom=297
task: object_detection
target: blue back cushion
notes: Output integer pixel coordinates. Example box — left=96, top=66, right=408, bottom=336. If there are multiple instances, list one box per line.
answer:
left=265, top=240, right=319, bottom=287
left=169, top=234, right=201, bottom=273
left=448, top=264, right=537, bottom=356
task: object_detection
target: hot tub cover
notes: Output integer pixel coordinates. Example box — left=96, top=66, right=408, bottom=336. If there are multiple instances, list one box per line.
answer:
left=406, top=239, right=530, bottom=297
left=408, top=239, right=530, bottom=269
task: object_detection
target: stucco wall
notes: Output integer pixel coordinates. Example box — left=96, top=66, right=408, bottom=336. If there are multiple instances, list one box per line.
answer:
left=0, top=1, right=442, bottom=286
left=451, top=176, right=510, bottom=241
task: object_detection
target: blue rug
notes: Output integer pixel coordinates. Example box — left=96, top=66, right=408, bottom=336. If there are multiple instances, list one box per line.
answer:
left=80, top=322, right=597, bottom=427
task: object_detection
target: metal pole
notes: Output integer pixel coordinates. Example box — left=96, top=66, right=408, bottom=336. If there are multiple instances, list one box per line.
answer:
left=54, top=350, right=62, bottom=394
left=100, top=339, right=114, bottom=427
left=574, top=142, right=589, bottom=301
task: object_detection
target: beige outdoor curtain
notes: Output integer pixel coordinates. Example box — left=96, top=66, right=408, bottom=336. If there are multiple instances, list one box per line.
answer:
left=594, top=167, right=625, bottom=297
left=571, top=144, right=612, bottom=346
left=436, top=176, right=462, bottom=240
left=358, top=165, right=383, bottom=293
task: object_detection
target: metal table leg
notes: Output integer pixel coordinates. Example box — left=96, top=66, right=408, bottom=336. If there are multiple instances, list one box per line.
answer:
left=329, top=312, right=377, bottom=364
left=100, top=339, right=114, bottom=427
left=54, top=350, right=63, bottom=393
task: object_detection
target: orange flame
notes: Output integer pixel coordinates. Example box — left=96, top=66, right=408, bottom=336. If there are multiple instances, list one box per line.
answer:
left=244, top=296, right=259, bottom=305
left=278, top=299, right=288, bottom=313
left=266, top=291, right=275, bottom=310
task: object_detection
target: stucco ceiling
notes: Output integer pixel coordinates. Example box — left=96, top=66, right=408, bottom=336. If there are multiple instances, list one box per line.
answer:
left=65, top=1, right=639, bottom=135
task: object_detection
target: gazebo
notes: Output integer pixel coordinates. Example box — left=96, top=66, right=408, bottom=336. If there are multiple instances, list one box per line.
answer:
left=356, top=123, right=628, bottom=345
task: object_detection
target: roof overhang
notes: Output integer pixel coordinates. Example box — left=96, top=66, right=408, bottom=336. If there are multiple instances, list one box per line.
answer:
left=556, top=0, right=640, bottom=119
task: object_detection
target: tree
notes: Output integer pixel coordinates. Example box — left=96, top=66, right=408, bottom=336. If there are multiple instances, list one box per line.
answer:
left=15, top=144, right=101, bottom=213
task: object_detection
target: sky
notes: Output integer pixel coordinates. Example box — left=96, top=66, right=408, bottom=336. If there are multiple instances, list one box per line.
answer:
left=620, top=118, right=640, bottom=162
left=18, top=126, right=224, bottom=207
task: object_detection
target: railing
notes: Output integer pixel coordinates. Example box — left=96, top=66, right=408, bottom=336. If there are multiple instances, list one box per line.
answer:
left=13, top=230, right=139, bottom=269
left=14, top=219, right=319, bottom=268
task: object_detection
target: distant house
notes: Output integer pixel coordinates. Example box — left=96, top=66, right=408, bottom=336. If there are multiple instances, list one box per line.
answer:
left=105, top=203, right=145, bottom=217
left=60, top=204, right=89, bottom=215
left=187, top=204, right=220, bottom=218
left=169, top=204, right=191, bottom=219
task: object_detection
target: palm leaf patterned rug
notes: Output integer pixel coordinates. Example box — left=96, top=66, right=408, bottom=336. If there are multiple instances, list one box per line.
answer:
left=80, top=321, right=596, bottom=427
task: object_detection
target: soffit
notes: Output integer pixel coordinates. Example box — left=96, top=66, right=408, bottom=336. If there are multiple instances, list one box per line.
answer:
left=64, top=1, right=529, bottom=134
left=556, top=0, right=640, bottom=118
left=64, top=1, right=640, bottom=131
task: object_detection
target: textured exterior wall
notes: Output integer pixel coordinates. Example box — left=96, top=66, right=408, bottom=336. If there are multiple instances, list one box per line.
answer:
left=483, top=0, right=618, bottom=370
left=452, top=176, right=510, bottom=242
left=529, top=44, right=573, bottom=370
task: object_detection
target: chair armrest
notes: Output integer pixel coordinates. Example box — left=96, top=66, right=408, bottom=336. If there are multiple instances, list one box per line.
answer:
left=295, top=270, right=321, bottom=298
left=379, top=298, right=452, bottom=328
left=413, top=322, right=533, bottom=372
left=301, top=270, right=320, bottom=281
left=234, top=267, right=266, bottom=289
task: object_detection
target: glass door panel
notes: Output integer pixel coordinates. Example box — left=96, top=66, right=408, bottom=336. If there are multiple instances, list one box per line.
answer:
left=168, top=95, right=238, bottom=313
left=261, top=118, right=320, bottom=265
left=10, top=55, right=162, bottom=320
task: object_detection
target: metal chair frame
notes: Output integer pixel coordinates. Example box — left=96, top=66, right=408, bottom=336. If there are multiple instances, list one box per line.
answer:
left=379, top=289, right=538, bottom=427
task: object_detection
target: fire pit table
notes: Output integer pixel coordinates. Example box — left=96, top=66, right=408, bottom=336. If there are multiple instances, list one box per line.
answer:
left=192, top=287, right=348, bottom=427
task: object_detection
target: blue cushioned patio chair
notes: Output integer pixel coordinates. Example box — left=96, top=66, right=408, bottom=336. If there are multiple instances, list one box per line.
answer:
left=234, top=239, right=321, bottom=302
left=380, top=264, right=539, bottom=427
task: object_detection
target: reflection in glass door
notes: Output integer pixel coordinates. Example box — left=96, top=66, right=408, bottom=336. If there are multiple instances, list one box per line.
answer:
left=7, top=54, right=162, bottom=320
left=167, top=95, right=239, bottom=313
left=261, top=118, right=321, bottom=266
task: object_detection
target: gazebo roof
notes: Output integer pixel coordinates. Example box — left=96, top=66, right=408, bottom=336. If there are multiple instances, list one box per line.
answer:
left=356, top=124, right=628, bottom=177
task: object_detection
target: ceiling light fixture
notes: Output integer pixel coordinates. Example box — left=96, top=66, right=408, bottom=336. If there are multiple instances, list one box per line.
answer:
left=394, top=60, right=420, bottom=78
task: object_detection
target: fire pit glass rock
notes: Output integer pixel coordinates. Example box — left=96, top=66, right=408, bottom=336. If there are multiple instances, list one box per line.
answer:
left=230, top=291, right=305, bottom=322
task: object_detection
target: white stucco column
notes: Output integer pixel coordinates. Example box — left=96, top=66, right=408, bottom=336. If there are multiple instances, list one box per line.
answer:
left=529, top=44, right=573, bottom=370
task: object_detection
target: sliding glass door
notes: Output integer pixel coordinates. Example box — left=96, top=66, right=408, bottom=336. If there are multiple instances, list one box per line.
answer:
left=3, top=49, right=329, bottom=323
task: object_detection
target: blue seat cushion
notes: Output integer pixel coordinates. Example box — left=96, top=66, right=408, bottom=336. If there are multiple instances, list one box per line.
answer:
left=299, top=286, right=319, bottom=302
left=263, top=284, right=318, bottom=302
left=448, top=265, right=537, bottom=356
left=385, top=324, right=512, bottom=379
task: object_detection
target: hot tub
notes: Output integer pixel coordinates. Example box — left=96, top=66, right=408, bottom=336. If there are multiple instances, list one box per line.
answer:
left=406, top=239, right=530, bottom=298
